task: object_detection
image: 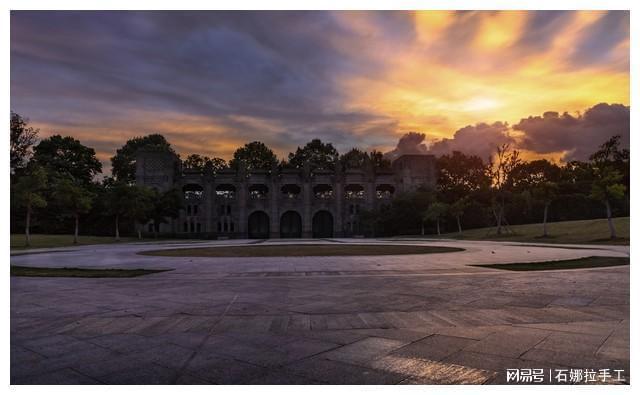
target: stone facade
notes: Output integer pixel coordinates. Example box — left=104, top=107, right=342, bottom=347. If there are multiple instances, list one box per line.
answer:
left=136, top=150, right=437, bottom=238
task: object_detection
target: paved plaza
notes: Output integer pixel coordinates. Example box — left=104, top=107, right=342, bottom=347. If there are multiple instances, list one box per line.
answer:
left=10, top=239, right=630, bottom=384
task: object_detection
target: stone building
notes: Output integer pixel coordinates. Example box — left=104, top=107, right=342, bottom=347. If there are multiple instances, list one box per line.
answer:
left=135, top=149, right=436, bottom=238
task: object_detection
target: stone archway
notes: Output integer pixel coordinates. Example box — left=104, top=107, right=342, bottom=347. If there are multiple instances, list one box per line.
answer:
left=280, top=211, right=302, bottom=238
left=312, top=210, right=334, bottom=238
left=248, top=211, right=270, bottom=239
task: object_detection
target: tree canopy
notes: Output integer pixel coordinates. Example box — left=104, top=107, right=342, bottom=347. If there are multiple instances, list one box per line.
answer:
left=437, top=151, right=490, bottom=200
left=340, top=148, right=368, bottom=170
left=288, top=139, right=339, bottom=171
left=183, top=154, right=228, bottom=174
left=111, top=134, right=175, bottom=183
left=10, top=111, right=39, bottom=172
left=32, top=135, right=102, bottom=184
left=229, top=141, right=278, bottom=172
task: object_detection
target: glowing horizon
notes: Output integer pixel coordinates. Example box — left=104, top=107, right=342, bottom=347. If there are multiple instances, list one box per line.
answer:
left=10, top=11, right=629, bottom=169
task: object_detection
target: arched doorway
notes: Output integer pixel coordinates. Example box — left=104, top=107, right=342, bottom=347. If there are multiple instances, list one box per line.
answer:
left=280, top=211, right=302, bottom=238
left=312, top=210, right=334, bottom=238
left=248, top=211, right=270, bottom=239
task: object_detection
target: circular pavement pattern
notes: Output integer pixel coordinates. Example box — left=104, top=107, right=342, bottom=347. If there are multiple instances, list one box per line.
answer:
left=10, top=238, right=630, bottom=384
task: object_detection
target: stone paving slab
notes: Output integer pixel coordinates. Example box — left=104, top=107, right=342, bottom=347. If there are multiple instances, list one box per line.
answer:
left=10, top=238, right=630, bottom=385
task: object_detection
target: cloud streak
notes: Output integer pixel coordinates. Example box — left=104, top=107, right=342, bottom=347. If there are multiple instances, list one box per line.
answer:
left=10, top=11, right=629, bottom=171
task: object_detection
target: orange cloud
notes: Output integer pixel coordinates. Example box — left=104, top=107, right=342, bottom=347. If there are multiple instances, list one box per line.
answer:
left=337, top=10, right=629, bottom=162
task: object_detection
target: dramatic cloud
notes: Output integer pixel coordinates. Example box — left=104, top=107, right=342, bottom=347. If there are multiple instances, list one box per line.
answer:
left=514, top=103, right=630, bottom=161
left=10, top=11, right=629, bottom=172
left=429, top=122, right=515, bottom=161
left=384, top=132, right=430, bottom=160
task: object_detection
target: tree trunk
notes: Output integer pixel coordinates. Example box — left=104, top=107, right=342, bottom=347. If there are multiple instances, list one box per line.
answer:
left=436, top=218, right=440, bottom=235
left=115, top=214, right=120, bottom=241
left=542, top=203, right=549, bottom=237
left=154, top=222, right=158, bottom=239
left=421, top=222, right=425, bottom=236
left=73, top=213, right=79, bottom=244
left=25, top=205, right=31, bottom=247
left=137, top=228, right=142, bottom=240
left=496, top=205, right=503, bottom=235
left=456, top=215, right=462, bottom=234
left=605, top=200, right=616, bottom=239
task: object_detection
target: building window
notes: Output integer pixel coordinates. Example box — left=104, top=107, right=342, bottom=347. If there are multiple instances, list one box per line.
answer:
left=281, top=184, right=301, bottom=199
left=184, top=222, right=188, bottom=232
left=376, top=184, right=395, bottom=199
left=313, top=184, right=333, bottom=199
left=230, top=222, right=235, bottom=232
left=183, top=184, right=204, bottom=200
left=187, top=205, right=192, bottom=215
left=148, top=223, right=154, bottom=233
left=196, top=223, right=201, bottom=232
left=217, top=222, right=222, bottom=232
left=216, top=184, right=236, bottom=199
left=193, top=205, right=198, bottom=215
left=249, top=184, right=268, bottom=199
left=345, top=184, right=364, bottom=199
left=227, top=205, right=231, bottom=214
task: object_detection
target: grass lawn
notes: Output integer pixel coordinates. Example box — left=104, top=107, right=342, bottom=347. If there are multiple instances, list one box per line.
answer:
left=10, top=234, right=140, bottom=250
left=434, top=217, right=629, bottom=245
left=10, top=266, right=172, bottom=278
left=472, top=256, right=629, bottom=271
left=140, top=244, right=464, bottom=257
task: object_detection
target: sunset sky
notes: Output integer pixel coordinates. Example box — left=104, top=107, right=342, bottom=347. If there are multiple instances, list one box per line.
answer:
left=10, top=11, right=630, bottom=171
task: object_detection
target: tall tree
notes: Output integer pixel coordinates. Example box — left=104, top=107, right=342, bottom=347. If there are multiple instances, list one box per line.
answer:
left=183, top=154, right=228, bottom=174
left=487, top=145, right=521, bottom=235
left=437, top=151, right=490, bottom=200
left=11, top=164, right=48, bottom=246
left=10, top=111, right=39, bottom=172
left=52, top=178, right=95, bottom=244
left=105, top=182, right=154, bottom=240
left=437, top=151, right=490, bottom=232
left=369, top=150, right=391, bottom=170
left=511, top=159, right=562, bottom=237
left=127, top=187, right=156, bottom=239
left=589, top=136, right=628, bottom=239
left=149, top=188, right=183, bottom=237
left=32, top=135, right=102, bottom=184
left=111, top=134, right=174, bottom=183
left=288, top=139, right=339, bottom=171
left=423, top=202, right=448, bottom=236
left=449, top=197, right=469, bottom=234
left=340, top=148, right=368, bottom=170
left=229, top=141, right=278, bottom=172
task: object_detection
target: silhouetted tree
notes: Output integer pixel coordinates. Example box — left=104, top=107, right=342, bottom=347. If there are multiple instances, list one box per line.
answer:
left=149, top=188, right=183, bottom=237
left=437, top=151, right=490, bottom=201
left=11, top=163, right=48, bottom=246
left=52, top=178, right=95, bottom=244
left=183, top=154, right=228, bottom=174
left=10, top=111, right=39, bottom=173
left=487, top=145, right=521, bottom=235
left=288, top=139, right=339, bottom=171
left=111, top=134, right=175, bottom=183
left=370, top=150, right=391, bottom=169
left=33, top=135, right=102, bottom=185
left=589, top=136, right=628, bottom=239
left=423, top=201, right=448, bottom=235
left=449, top=197, right=469, bottom=234
left=229, top=141, right=278, bottom=172
left=340, top=148, right=368, bottom=170
left=105, top=182, right=156, bottom=240
left=511, top=159, right=562, bottom=237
